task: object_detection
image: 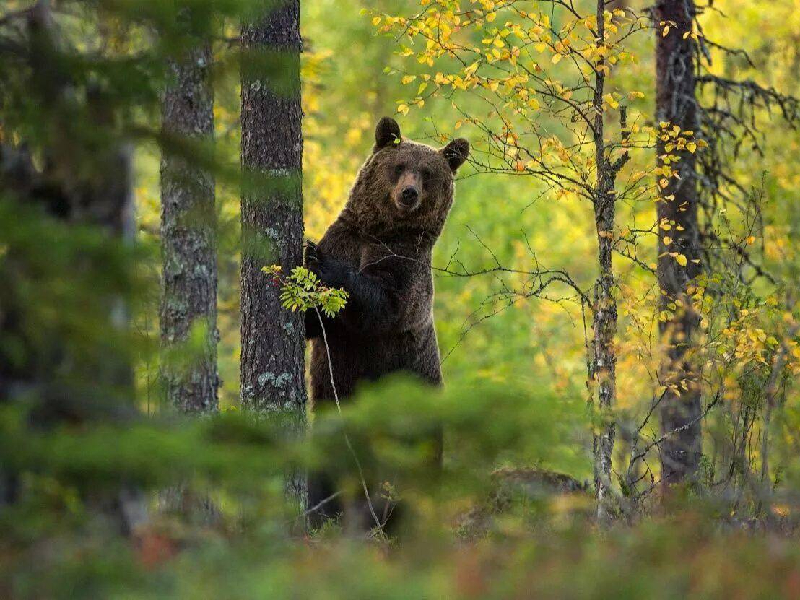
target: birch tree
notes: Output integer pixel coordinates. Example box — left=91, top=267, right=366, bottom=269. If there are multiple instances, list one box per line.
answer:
left=375, top=0, right=656, bottom=521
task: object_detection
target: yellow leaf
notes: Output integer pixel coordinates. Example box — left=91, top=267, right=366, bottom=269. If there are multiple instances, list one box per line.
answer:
left=397, top=103, right=410, bottom=116
left=401, top=75, right=417, bottom=85
left=551, top=53, right=562, bottom=64
left=686, top=141, right=697, bottom=153
left=676, top=254, right=688, bottom=266
left=663, top=236, right=673, bottom=245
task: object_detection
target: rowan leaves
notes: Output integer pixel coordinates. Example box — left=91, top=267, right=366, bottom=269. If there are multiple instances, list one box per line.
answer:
left=262, top=265, right=349, bottom=318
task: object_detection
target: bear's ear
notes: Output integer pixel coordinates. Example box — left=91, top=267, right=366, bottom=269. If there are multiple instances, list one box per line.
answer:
left=374, top=117, right=402, bottom=152
left=441, top=138, right=470, bottom=172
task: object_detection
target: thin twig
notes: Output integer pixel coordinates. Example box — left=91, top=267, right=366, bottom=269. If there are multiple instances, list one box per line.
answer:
left=315, top=307, right=383, bottom=531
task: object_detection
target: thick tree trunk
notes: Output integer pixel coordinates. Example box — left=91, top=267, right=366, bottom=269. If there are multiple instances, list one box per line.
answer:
left=0, top=0, right=144, bottom=532
left=86, top=96, right=145, bottom=535
left=160, top=43, right=219, bottom=413
left=240, top=0, right=306, bottom=513
left=655, top=0, right=702, bottom=485
left=0, top=110, right=139, bottom=531
left=240, top=1, right=306, bottom=429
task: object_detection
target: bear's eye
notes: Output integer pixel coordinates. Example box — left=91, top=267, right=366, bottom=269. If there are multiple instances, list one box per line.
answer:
left=420, top=168, right=432, bottom=182
left=394, top=163, right=406, bottom=177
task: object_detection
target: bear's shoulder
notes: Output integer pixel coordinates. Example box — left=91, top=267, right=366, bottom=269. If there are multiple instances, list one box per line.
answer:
left=318, top=218, right=362, bottom=261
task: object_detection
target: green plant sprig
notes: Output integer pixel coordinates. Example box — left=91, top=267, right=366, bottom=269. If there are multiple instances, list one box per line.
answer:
left=262, top=265, right=348, bottom=318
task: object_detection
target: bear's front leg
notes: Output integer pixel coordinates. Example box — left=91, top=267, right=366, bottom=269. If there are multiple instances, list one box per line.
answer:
left=303, top=241, right=341, bottom=340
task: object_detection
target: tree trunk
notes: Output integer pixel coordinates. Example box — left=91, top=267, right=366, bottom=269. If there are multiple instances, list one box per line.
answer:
left=160, top=42, right=219, bottom=413
left=0, top=92, right=139, bottom=534
left=0, top=0, right=144, bottom=533
left=592, top=201, right=618, bottom=523
left=655, top=0, right=702, bottom=486
left=240, top=1, right=306, bottom=435
left=590, top=1, right=619, bottom=524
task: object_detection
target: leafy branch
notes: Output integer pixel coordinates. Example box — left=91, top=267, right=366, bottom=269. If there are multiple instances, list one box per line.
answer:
left=262, top=265, right=348, bottom=318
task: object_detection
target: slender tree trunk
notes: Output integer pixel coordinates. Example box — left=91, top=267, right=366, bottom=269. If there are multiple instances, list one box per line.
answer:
left=591, top=189, right=618, bottom=523
left=240, top=1, right=306, bottom=506
left=160, top=42, right=219, bottom=413
left=655, top=0, right=702, bottom=486
left=590, top=1, right=619, bottom=524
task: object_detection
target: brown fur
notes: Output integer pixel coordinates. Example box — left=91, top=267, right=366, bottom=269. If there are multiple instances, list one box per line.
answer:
left=304, top=117, right=468, bottom=527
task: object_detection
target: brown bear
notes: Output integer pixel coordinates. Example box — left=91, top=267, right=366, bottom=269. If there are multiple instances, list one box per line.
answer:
left=305, top=116, right=469, bottom=528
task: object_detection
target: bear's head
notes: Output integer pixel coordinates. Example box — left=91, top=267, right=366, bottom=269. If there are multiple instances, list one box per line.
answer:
left=343, top=117, right=469, bottom=238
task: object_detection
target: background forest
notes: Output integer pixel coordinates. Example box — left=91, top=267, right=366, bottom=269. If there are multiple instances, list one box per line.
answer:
left=3, top=0, right=800, bottom=598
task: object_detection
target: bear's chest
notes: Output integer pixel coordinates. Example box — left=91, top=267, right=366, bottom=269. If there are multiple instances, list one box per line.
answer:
left=320, top=229, right=406, bottom=272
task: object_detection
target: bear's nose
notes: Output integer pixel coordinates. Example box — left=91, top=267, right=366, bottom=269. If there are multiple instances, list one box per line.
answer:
left=400, top=187, right=419, bottom=207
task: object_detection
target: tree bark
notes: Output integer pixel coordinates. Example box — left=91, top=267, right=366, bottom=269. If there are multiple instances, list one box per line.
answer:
left=240, top=3, right=306, bottom=424
left=655, top=0, right=702, bottom=486
left=160, top=42, right=219, bottom=413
